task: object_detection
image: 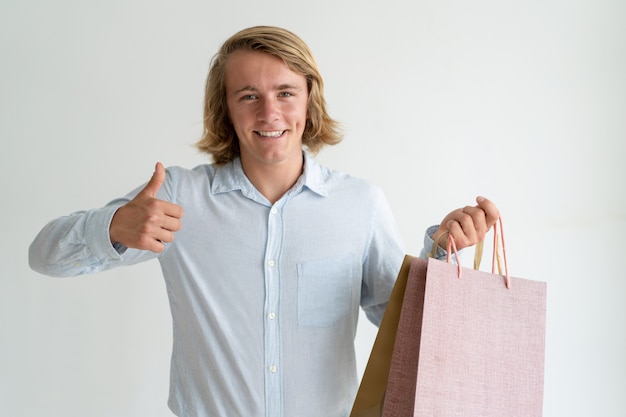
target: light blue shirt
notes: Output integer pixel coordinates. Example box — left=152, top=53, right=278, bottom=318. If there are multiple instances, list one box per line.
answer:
left=29, top=153, right=439, bottom=417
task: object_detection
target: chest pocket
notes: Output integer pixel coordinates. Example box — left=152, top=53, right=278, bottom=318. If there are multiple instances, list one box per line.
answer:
left=296, top=255, right=357, bottom=327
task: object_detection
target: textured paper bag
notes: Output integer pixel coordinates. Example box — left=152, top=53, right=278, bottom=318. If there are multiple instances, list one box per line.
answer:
left=389, top=258, right=547, bottom=416
left=352, top=219, right=547, bottom=417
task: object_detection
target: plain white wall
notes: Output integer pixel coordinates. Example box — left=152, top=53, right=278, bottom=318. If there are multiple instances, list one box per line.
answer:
left=2, top=0, right=624, bottom=416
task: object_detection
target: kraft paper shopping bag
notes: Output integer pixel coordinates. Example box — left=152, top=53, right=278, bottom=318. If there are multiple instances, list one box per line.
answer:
left=350, top=255, right=427, bottom=417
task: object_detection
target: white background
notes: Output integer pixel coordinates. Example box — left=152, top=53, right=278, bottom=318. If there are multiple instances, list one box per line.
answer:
left=1, top=0, right=624, bottom=416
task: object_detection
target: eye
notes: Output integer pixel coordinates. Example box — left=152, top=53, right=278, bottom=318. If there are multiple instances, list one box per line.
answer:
left=278, top=91, right=293, bottom=98
left=242, top=94, right=257, bottom=101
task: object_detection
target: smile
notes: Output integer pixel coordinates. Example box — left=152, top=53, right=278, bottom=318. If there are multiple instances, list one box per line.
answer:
left=255, top=130, right=285, bottom=138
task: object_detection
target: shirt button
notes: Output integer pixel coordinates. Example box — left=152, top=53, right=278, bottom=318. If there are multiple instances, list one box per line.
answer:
left=271, top=207, right=278, bottom=214
left=268, top=260, right=275, bottom=267
left=269, top=365, right=277, bottom=373
left=269, top=312, right=276, bottom=320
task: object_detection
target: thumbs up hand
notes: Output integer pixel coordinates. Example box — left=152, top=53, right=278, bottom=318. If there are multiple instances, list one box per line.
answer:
left=109, top=162, right=184, bottom=253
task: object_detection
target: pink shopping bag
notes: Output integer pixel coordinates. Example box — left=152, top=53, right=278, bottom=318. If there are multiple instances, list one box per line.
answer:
left=352, top=219, right=547, bottom=417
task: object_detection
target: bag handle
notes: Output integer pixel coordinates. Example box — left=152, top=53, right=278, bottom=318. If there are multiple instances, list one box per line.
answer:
left=435, top=217, right=511, bottom=289
left=474, top=217, right=509, bottom=281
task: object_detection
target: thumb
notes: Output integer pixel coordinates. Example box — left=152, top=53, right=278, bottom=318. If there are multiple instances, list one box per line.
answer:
left=141, top=162, right=166, bottom=198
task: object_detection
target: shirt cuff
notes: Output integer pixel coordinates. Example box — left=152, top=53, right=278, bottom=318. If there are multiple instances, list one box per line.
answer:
left=84, top=205, right=126, bottom=261
left=419, top=225, right=462, bottom=264
left=419, top=225, right=444, bottom=259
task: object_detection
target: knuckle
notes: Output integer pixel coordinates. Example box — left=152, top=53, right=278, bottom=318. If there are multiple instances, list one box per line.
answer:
left=146, top=198, right=162, bottom=211
left=146, top=213, right=161, bottom=224
left=137, top=235, right=152, bottom=248
left=458, top=212, right=472, bottom=225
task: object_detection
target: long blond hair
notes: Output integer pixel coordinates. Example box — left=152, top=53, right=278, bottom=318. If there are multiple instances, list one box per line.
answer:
left=196, top=26, right=342, bottom=164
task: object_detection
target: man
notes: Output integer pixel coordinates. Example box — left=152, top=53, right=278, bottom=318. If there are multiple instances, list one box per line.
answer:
left=29, top=26, right=499, bottom=417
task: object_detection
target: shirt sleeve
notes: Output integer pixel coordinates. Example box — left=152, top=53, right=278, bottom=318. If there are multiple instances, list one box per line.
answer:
left=29, top=205, right=126, bottom=276
left=358, top=186, right=405, bottom=327
left=28, top=179, right=168, bottom=277
left=419, top=224, right=461, bottom=263
left=359, top=196, right=460, bottom=326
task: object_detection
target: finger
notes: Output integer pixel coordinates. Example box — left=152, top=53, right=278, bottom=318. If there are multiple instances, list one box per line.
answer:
left=462, top=205, right=489, bottom=238
left=152, top=228, right=177, bottom=245
left=162, top=201, right=184, bottom=220
left=158, top=212, right=183, bottom=233
left=139, top=236, right=167, bottom=253
left=447, top=219, right=470, bottom=249
left=475, top=196, right=500, bottom=227
left=137, top=200, right=182, bottom=235
left=141, top=162, right=166, bottom=198
left=450, top=214, right=479, bottom=248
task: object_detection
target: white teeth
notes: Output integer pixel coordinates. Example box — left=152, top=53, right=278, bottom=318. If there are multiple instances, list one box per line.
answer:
left=257, top=130, right=284, bottom=138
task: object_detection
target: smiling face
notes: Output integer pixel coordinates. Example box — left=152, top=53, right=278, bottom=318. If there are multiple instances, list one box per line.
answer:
left=225, top=49, right=309, bottom=174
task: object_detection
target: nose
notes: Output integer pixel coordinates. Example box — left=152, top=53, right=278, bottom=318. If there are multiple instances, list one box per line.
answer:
left=257, top=97, right=279, bottom=122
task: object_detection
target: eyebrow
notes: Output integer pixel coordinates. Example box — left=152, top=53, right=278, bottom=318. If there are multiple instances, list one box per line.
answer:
left=232, top=84, right=303, bottom=95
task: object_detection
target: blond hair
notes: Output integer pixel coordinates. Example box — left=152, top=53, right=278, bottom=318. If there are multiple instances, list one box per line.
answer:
left=196, top=26, right=342, bottom=164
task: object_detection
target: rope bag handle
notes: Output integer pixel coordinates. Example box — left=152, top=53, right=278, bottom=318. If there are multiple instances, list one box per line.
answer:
left=432, top=217, right=511, bottom=289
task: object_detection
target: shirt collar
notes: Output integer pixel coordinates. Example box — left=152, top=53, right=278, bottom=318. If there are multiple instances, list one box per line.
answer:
left=298, top=152, right=329, bottom=197
left=211, top=152, right=329, bottom=200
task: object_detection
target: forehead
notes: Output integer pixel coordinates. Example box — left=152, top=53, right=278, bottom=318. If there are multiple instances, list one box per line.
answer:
left=224, top=50, right=307, bottom=91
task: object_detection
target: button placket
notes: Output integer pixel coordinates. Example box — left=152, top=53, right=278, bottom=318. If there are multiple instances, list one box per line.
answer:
left=264, top=201, right=284, bottom=416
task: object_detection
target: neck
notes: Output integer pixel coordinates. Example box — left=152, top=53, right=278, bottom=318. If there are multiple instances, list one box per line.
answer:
left=241, top=155, right=304, bottom=204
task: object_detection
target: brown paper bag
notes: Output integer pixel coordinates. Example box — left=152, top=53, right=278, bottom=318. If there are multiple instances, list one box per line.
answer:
left=351, top=219, right=547, bottom=417
left=350, top=255, right=425, bottom=417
